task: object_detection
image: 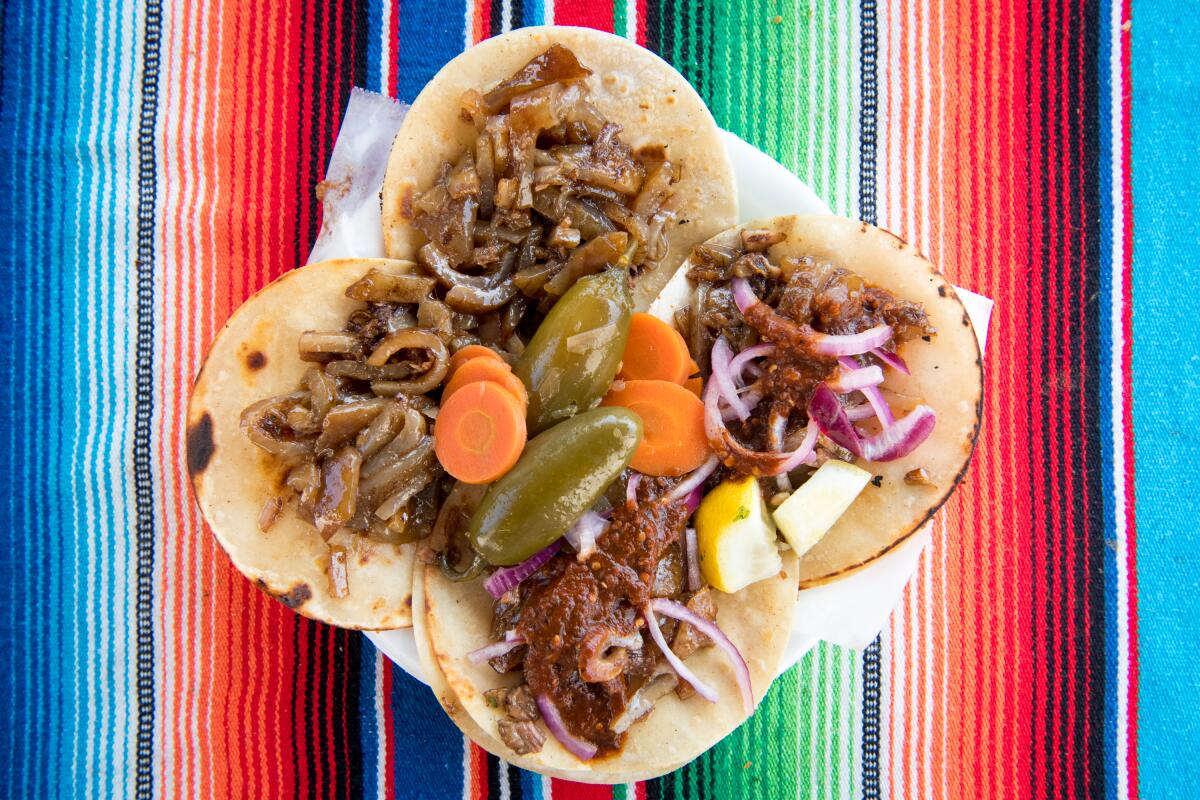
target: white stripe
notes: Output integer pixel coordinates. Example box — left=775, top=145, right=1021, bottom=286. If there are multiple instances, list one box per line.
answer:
left=501, top=0, right=513, bottom=33
left=462, top=734, right=473, bottom=799
left=543, top=0, right=554, bottom=26
left=381, top=0, right=393, bottom=94
left=464, top=1, right=474, bottom=50
left=1110, top=0, right=1130, bottom=796
left=625, top=0, right=637, bottom=41
left=376, top=655, right=388, bottom=799
left=498, top=759, right=512, bottom=800
left=807, top=652, right=819, bottom=798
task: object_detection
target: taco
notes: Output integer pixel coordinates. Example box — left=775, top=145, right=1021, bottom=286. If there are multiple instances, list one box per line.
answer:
left=380, top=25, right=737, bottom=311
left=187, top=258, right=438, bottom=629
left=650, top=214, right=984, bottom=586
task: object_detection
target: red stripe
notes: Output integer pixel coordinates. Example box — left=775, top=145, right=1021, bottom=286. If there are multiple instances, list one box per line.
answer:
left=552, top=0, right=615, bottom=32
left=548, top=778, right=613, bottom=799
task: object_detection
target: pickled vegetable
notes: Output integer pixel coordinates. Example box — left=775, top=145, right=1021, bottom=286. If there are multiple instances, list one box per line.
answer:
left=467, top=407, right=642, bottom=564
left=515, top=268, right=632, bottom=433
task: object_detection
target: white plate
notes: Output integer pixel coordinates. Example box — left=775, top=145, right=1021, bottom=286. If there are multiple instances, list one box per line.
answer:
left=367, top=130, right=843, bottom=682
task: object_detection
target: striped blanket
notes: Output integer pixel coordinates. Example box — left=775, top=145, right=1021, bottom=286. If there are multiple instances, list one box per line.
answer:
left=1, top=0, right=1160, bottom=797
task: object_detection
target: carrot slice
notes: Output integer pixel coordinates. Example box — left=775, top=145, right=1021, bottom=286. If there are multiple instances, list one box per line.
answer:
left=443, top=356, right=529, bottom=407
left=601, top=379, right=710, bottom=477
left=683, top=358, right=703, bottom=397
left=434, top=381, right=527, bottom=484
left=448, top=344, right=506, bottom=377
left=618, top=313, right=693, bottom=385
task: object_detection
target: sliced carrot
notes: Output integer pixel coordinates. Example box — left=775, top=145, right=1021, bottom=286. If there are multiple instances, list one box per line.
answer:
left=618, top=313, right=693, bottom=385
left=683, top=358, right=703, bottom=397
left=448, top=344, right=506, bottom=378
left=443, top=355, right=529, bottom=407
left=435, top=381, right=527, bottom=484
left=601, top=379, right=710, bottom=477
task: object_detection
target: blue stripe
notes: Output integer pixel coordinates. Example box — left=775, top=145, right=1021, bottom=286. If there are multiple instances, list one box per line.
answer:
left=389, top=664, right=465, bottom=798
left=524, top=0, right=544, bottom=27
left=395, top=0, right=468, bottom=103
left=366, top=0, right=384, bottom=93
left=1132, top=0, right=1200, bottom=795
left=1095, top=4, right=1118, bottom=799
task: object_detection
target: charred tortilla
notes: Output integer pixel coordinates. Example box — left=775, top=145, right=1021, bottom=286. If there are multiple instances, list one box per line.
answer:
left=188, top=258, right=422, bottom=629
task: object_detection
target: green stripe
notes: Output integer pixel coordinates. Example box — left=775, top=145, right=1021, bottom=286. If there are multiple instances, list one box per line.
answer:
left=614, top=0, right=627, bottom=39
left=643, top=2, right=863, bottom=796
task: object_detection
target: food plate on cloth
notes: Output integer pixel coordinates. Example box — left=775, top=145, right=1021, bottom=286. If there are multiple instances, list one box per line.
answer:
left=187, top=26, right=988, bottom=783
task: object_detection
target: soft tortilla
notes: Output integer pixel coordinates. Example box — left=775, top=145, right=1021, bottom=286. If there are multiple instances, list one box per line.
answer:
left=670, top=215, right=984, bottom=587
left=411, top=561, right=689, bottom=782
left=381, top=25, right=737, bottom=311
left=423, top=550, right=798, bottom=779
left=187, top=258, right=425, bottom=629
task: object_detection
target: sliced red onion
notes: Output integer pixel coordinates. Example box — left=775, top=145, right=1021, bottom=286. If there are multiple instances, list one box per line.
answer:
left=728, top=343, right=775, bottom=380
left=642, top=603, right=718, bottom=704
left=721, top=388, right=763, bottom=421
left=870, top=346, right=910, bottom=375
left=711, top=337, right=751, bottom=421
left=684, top=527, right=702, bottom=591
left=626, top=473, right=642, bottom=505
left=730, top=277, right=758, bottom=313
left=703, top=380, right=812, bottom=477
left=483, top=540, right=561, bottom=599
left=536, top=694, right=598, bottom=761
left=647, top=598, right=754, bottom=715
left=683, top=487, right=703, bottom=516
left=466, top=634, right=526, bottom=665
left=808, top=384, right=935, bottom=462
left=563, top=511, right=608, bottom=560
left=845, top=402, right=878, bottom=422
left=667, top=455, right=719, bottom=501
left=859, top=384, right=895, bottom=427
left=828, top=361, right=884, bottom=393
left=809, top=324, right=893, bottom=357
left=773, top=423, right=820, bottom=475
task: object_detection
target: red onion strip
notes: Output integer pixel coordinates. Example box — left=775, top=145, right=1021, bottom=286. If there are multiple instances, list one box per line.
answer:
left=647, top=598, right=754, bottom=714
left=828, top=363, right=884, bottom=393
left=810, top=324, right=893, bottom=357
left=684, top=527, right=702, bottom=592
left=642, top=604, right=718, bottom=703
left=703, top=379, right=810, bottom=477
left=483, top=540, right=561, bottom=599
left=626, top=473, right=642, bottom=505
left=808, top=384, right=936, bottom=462
left=728, top=343, right=775, bottom=380
left=860, top=384, right=895, bottom=427
left=731, top=277, right=758, bottom=313
left=564, top=511, right=608, bottom=560
left=667, top=455, right=719, bottom=501
left=845, top=402, right=878, bottom=422
left=835, top=357, right=894, bottom=427
left=711, top=337, right=751, bottom=421
left=466, top=634, right=526, bottom=664
left=870, top=346, right=910, bottom=374
left=536, top=694, right=598, bottom=761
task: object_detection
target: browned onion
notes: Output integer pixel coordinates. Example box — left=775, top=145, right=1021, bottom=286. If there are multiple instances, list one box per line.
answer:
left=577, top=626, right=643, bottom=683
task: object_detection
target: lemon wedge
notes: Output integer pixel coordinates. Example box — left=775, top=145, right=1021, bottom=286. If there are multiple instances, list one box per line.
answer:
left=694, top=476, right=782, bottom=593
left=772, top=459, right=872, bottom=556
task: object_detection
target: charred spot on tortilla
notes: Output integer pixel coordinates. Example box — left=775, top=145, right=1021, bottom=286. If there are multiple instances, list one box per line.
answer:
left=186, top=412, right=215, bottom=478
left=277, top=583, right=312, bottom=609
left=399, top=183, right=414, bottom=221
left=938, top=285, right=948, bottom=297
left=245, top=350, right=266, bottom=370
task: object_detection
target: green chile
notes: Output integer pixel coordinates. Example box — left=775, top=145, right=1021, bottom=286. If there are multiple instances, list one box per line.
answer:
left=467, top=407, right=642, bottom=565
left=515, top=268, right=631, bottom=433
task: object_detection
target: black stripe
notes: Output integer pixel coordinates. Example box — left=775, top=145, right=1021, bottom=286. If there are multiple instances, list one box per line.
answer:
left=291, top=622, right=304, bottom=800
left=302, top=621, right=319, bottom=800
left=857, top=2, right=880, bottom=797
left=335, top=630, right=366, bottom=800
left=506, top=753, right=523, bottom=800
left=511, top=0, right=524, bottom=32
left=1035, top=0, right=1057, bottom=790
left=353, top=0, right=371, bottom=93
left=1076, top=0, right=1106, bottom=794
left=486, top=753, right=503, bottom=797
left=134, top=0, right=163, bottom=795
left=645, top=0, right=664, bottom=57
left=489, top=0, right=503, bottom=37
